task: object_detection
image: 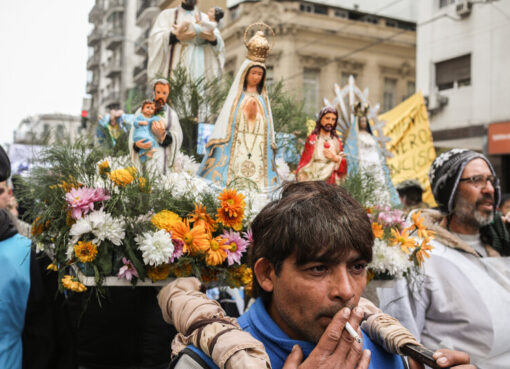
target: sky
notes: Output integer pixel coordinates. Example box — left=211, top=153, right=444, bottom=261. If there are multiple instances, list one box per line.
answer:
left=0, top=0, right=94, bottom=146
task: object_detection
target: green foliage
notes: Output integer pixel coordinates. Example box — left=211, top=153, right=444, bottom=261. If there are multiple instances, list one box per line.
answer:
left=340, top=169, right=379, bottom=208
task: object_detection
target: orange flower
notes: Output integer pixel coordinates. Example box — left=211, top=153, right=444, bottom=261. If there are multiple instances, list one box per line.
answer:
left=389, top=228, right=415, bottom=254
left=201, top=268, right=219, bottom=285
left=189, top=203, right=217, bottom=234
left=216, top=189, right=245, bottom=230
left=415, top=238, right=434, bottom=265
left=205, top=236, right=229, bottom=266
left=170, top=263, right=192, bottom=278
left=61, top=275, right=87, bottom=292
left=47, top=263, right=58, bottom=272
left=371, top=222, right=384, bottom=239
left=74, top=241, right=98, bottom=263
left=152, top=210, right=182, bottom=233
left=146, top=264, right=171, bottom=281
left=172, top=220, right=209, bottom=254
left=138, top=177, right=151, bottom=193
left=98, top=160, right=110, bottom=176
left=410, top=211, right=431, bottom=239
left=32, top=216, right=44, bottom=236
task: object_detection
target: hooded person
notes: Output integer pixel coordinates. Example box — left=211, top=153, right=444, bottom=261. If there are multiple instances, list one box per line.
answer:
left=378, top=148, right=510, bottom=368
left=197, top=29, right=279, bottom=191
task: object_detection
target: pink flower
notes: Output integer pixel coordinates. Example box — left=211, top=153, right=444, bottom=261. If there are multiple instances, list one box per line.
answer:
left=117, top=257, right=138, bottom=281
left=223, top=229, right=249, bottom=266
left=170, top=238, right=184, bottom=262
left=65, top=187, right=110, bottom=219
left=242, top=229, right=253, bottom=245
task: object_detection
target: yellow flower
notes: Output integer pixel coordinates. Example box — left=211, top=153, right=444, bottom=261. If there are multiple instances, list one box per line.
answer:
left=73, top=241, right=98, bottom=263
left=172, top=220, right=210, bottom=254
left=138, top=177, right=151, bottom=192
left=151, top=210, right=182, bottom=233
left=241, top=266, right=253, bottom=286
left=189, top=203, right=217, bottom=234
left=205, top=236, right=229, bottom=266
left=371, top=222, right=384, bottom=239
left=98, top=160, right=110, bottom=176
left=389, top=228, right=416, bottom=254
left=216, top=189, right=245, bottom=231
left=61, top=275, right=87, bottom=292
left=109, top=168, right=135, bottom=187
left=146, top=264, right=172, bottom=281
left=47, top=263, right=58, bottom=272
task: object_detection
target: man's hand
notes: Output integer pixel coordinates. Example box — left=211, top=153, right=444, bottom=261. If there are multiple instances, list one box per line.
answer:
left=199, top=29, right=216, bottom=42
left=282, top=307, right=371, bottom=369
left=409, top=348, right=475, bottom=369
left=135, top=139, right=152, bottom=150
left=172, top=22, right=196, bottom=42
left=151, top=120, right=166, bottom=143
left=323, top=149, right=339, bottom=163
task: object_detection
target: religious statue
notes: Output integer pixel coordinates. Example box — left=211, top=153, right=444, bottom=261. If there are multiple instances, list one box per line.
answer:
left=132, top=100, right=161, bottom=162
left=128, top=79, right=183, bottom=173
left=148, top=0, right=225, bottom=85
left=344, top=102, right=399, bottom=205
left=296, top=107, right=347, bottom=184
left=197, top=24, right=279, bottom=190
left=97, top=109, right=131, bottom=146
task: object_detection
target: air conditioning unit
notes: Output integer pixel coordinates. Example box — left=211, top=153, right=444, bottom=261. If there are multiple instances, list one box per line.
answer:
left=456, top=0, right=472, bottom=17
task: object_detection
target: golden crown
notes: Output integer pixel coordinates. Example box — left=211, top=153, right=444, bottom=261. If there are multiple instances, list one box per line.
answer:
left=244, top=23, right=275, bottom=63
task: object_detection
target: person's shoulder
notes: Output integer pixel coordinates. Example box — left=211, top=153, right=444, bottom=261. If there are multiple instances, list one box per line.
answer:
left=362, top=330, right=405, bottom=369
left=170, top=346, right=219, bottom=369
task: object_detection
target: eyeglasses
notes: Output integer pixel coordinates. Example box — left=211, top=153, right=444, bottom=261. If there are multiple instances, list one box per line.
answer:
left=459, top=175, right=499, bottom=189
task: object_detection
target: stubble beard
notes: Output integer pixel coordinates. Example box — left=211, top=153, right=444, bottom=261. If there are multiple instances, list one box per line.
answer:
left=455, top=194, right=494, bottom=229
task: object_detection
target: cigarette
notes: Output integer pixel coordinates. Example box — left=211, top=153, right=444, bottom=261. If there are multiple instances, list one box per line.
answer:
left=345, top=322, right=362, bottom=343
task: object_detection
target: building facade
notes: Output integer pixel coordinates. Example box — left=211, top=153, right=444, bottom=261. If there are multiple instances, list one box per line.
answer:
left=417, top=0, right=510, bottom=191
left=13, top=114, right=82, bottom=145
left=87, top=0, right=143, bottom=121
left=221, top=0, right=417, bottom=116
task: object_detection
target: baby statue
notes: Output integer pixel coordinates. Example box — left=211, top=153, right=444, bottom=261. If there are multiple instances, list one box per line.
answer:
left=172, top=6, right=224, bottom=36
left=132, top=100, right=161, bottom=163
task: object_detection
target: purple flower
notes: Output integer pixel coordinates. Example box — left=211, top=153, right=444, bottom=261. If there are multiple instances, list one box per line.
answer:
left=223, top=229, right=249, bottom=266
left=65, top=187, right=110, bottom=219
left=170, top=238, right=184, bottom=262
left=242, top=229, right=253, bottom=245
left=117, top=257, right=138, bottom=281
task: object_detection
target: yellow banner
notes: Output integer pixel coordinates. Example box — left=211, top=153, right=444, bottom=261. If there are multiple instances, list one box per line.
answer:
left=378, top=92, right=437, bottom=206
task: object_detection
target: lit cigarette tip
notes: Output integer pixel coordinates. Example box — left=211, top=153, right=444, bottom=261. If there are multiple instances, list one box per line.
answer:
left=345, top=322, right=362, bottom=343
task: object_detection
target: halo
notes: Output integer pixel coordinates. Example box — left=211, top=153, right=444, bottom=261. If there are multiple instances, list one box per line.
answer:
left=243, top=22, right=276, bottom=51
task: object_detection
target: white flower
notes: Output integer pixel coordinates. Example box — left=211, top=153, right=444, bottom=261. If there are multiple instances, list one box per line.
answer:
left=68, top=209, right=126, bottom=247
left=368, top=239, right=412, bottom=279
left=275, top=157, right=295, bottom=182
left=242, top=190, right=271, bottom=223
left=173, top=152, right=200, bottom=176
left=136, top=229, right=174, bottom=266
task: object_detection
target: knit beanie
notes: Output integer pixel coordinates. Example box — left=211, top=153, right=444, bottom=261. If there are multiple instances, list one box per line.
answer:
left=0, top=145, right=10, bottom=181
left=428, top=148, right=500, bottom=214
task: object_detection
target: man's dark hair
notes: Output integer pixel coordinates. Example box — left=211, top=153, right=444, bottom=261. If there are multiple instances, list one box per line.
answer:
left=397, top=187, right=423, bottom=206
left=249, top=181, right=373, bottom=299
left=214, top=7, right=224, bottom=22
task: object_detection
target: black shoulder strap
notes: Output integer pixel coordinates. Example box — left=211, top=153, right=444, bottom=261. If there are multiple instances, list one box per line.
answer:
left=169, top=347, right=212, bottom=369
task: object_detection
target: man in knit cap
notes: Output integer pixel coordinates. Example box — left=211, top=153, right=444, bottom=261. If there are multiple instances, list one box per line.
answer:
left=379, top=148, right=510, bottom=368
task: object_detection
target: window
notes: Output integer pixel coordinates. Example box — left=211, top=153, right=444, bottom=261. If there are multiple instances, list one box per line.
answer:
left=435, top=54, right=471, bottom=91
left=363, top=15, right=378, bottom=24
left=386, top=19, right=397, bottom=28
left=383, top=78, right=397, bottom=111
left=56, top=125, right=65, bottom=141
left=439, top=0, right=455, bottom=8
left=335, top=9, right=348, bottom=18
left=300, top=2, right=328, bottom=15
left=341, top=72, right=357, bottom=87
left=407, top=81, right=415, bottom=96
left=303, top=68, right=320, bottom=114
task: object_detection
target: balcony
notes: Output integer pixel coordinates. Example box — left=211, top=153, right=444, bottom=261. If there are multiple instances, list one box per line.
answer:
left=135, top=27, right=150, bottom=56
left=103, top=91, right=121, bottom=109
left=87, top=28, right=102, bottom=46
left=105, top=58, right=122, bottom=78
left=133, top=58, right=148, bottom=86
left=136, top=0, right=159, bottom=26
left=87, top=53, right=101, bottom=69
left=86, top=81, right=99, bottom=94
left=105, top=33, right=123, bottom=50
left=88, top=2, right=104, bottom=24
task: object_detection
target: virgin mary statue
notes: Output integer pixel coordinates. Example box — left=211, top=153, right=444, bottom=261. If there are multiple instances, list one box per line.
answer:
left=197, top=27, right=279, bottom=190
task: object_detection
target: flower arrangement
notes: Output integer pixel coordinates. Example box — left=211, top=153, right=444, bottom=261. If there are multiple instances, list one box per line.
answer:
left=367, top=206, right=434, bottom=280
left=25, top=144, right=268, bottom=294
